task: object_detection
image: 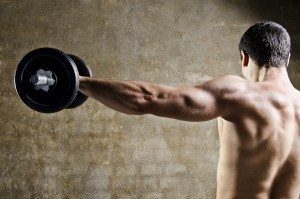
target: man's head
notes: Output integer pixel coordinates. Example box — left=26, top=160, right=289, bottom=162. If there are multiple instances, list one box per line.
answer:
left=239, top=21, right=291, bottom=80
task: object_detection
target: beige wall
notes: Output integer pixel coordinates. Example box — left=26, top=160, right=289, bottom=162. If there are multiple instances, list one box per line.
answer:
left=1, top=0, right=300, bottom=198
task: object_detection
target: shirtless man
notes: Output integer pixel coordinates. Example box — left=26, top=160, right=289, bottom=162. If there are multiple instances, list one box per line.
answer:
left=79, top=21, right=300, bottom=199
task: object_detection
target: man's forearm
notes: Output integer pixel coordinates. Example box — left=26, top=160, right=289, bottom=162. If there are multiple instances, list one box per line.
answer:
left=79, top=76, right=155, bottom=115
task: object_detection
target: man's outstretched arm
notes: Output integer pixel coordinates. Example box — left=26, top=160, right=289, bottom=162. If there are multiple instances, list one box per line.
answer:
left=79, top=75, right=245, bottom=121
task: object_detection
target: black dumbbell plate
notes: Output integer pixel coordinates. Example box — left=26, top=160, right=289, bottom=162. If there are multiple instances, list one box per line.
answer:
left=15, top=48, right=79, bottom=113
left=66, top=54, right=92, bottom=109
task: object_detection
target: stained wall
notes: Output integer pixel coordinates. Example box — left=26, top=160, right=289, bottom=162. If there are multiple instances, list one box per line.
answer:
left=0, top=0, right=299, bottom=198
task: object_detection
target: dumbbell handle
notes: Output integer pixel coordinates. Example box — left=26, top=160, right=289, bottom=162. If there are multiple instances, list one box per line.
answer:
left=30, top=74, right=55, bottom=86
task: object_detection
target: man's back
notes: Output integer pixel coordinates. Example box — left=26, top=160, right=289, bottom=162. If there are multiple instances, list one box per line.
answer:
left=217, top=80, right=300, bottom=199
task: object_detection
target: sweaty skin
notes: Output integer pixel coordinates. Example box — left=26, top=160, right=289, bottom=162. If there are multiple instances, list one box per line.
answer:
left=79, top=73, right=300, bottom=199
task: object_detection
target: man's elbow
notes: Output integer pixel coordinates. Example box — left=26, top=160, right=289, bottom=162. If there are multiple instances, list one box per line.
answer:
left=132, top=94, right=154, bottom=115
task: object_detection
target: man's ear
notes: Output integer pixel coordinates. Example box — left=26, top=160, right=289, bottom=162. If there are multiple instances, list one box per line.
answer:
left=241, top=50, right=249, bottom=67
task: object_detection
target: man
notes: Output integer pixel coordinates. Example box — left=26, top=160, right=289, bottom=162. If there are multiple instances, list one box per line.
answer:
left=79, top=21, right=300, bottom=198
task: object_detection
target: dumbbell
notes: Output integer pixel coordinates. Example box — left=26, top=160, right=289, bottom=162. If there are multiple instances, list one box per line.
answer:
left=14, top=48, right=92, bottom=113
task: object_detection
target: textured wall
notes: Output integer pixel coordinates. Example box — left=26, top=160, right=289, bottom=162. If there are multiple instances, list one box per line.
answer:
left=0, top=0, right=300, bottom=198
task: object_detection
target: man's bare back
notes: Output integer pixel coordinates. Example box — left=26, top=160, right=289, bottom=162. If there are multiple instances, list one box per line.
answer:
left=217, top=79, right=300, bottom=199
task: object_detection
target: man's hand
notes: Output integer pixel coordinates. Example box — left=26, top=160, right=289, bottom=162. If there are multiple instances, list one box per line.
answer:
left=79, top=75, right=246, bottom=122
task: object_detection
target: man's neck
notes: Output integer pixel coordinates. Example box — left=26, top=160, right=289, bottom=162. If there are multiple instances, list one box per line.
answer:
left=258, top=66, right=291, bottom=84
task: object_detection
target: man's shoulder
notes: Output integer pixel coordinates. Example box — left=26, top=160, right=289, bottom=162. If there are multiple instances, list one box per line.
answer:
left=209, top=75, right=252, bottom=121
left=202, top=75, right=249, bottom=96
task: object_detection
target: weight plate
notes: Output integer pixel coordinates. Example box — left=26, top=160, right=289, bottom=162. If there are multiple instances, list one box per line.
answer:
left=15, top=48, right=79, bottom=113
left=66, top=54, right=92, bottom=109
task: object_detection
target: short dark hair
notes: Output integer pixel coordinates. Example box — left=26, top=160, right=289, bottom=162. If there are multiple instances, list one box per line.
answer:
left=239, top=21, right=291, bottom=67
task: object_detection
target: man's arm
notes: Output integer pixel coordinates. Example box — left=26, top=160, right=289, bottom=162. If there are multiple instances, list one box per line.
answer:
left=79, top=75, right=245, bottom=121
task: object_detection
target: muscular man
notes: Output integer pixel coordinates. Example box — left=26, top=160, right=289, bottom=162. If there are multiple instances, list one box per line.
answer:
left=79, top=21, right=300, bottom=199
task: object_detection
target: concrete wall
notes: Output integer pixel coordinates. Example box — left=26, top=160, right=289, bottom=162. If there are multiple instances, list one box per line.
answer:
left=0, top=0, right=299, bottom=198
